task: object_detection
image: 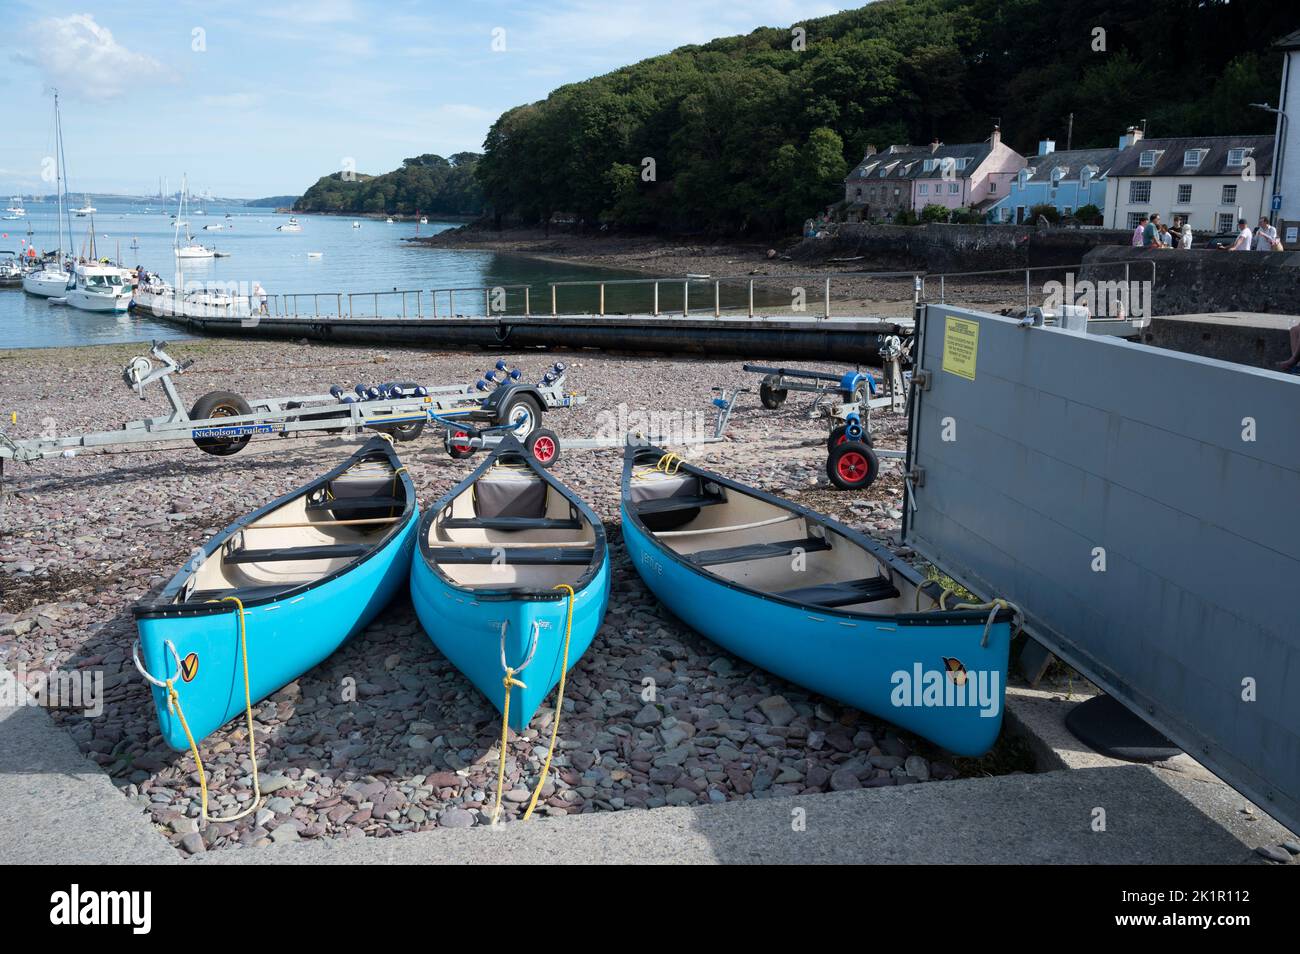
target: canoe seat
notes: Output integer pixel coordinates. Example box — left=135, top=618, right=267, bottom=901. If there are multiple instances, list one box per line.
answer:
left=306, top=495, right=404, bottom=514
left=687, top=535, right=831, bottom=567
left=226, top=542, right=372, bottom=564
left=775, top=576, right=900, bottom=608
left=439, top=516, right=581, bottom=531
left=635, top=494, right=725, bottom=515
left=427, top=546, right=595, bottom=566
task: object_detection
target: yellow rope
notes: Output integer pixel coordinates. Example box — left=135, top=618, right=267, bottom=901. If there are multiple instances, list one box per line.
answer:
left=489, top=583, right=577, bottom=824
left=632, top=452, right=685, bottom=480
left=523, top=584, right=575, bottom=821
left=169, top=596, right=263, bottom=826
left=489, top=666, right=527, bottom=825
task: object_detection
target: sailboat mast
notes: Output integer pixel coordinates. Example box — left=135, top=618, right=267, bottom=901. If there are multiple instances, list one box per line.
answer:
left=54, top=90, right=68, bottom=266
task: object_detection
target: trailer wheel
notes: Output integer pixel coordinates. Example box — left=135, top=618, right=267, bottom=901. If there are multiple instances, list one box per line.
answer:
left=759, top=377, right=787, bottom=410
left=190, top=390, right=254, bottom=457
left=376, top=419, right=425, bottom=442
left=497, top=392, right=542, bottom=439
left=827, top=424, right=872, bottom=451
left=446, top=429, right=477, bottom=460
left=827, top=441, right=879, bottom=491
left=526, top=428, right=560, bottom=468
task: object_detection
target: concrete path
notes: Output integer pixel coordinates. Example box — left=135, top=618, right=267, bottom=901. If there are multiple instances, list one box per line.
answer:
left=3, top=669, right=1293, bottom=865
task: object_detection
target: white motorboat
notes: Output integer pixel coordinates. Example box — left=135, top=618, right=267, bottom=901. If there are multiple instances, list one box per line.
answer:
left=5, top=197, right=26, bottom=218
left=352, top=221, right=361, bottom=229
left=65, top=262, right=131, bottom=312
left=73, top=195, right=96, bottom=216
left=0, top=251, right=25, bottom=287
left=385, top=217, right=394, bottom=224
left=173, top=176, right=216, bottom=259
left=201, top=223, right=224, bottom=230
left=276, top=217, right=303, bottom=232
left=419, top=216, right=428, bottom=224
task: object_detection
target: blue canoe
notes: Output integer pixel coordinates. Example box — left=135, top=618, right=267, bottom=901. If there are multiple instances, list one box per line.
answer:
left=410, top=437, right=610, bottom=731
left=133, top=437, right=419, bottom=750
left=621, top=446, right=1013, bottom=756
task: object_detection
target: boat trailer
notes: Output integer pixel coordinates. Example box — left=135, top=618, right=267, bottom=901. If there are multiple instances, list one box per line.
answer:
left=743, top=334, right=911, bottom=490
left=431, top=385, right=749, bottom=468
left=0, top=341, right=582, bottom=467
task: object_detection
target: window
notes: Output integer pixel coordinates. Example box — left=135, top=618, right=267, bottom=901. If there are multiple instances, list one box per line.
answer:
left=956, top=157, right=969, bottom=170
left=1227, top=148, right=1248, bottom=166
left=1127, top=212, right=1147, bottom=229
left=919, top=183, right=929, bottom=196
left=1217, top=212, right=1234, bottom=232
left=1183, top=149, right=1202, bottom=167
left=1139, top=150, right=1158, bottom=168
left=893, top=188, right=900, bottom=198
left=923, top=159, right=935, bottom=172
left=1129, top=181, right=1151, bottom=203
left=1177, top=184, right=1192, bottom=203
left=855, top=188, right=863, bottom=200
left=989, top=181, right=997, bottom=193
left=1221, top=184, right=1237, bottom=204
left=948, top=182, right=959, bottom=195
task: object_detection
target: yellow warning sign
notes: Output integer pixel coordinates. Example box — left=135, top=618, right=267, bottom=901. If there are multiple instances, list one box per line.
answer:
left=942, top=316, right=979, bottom=381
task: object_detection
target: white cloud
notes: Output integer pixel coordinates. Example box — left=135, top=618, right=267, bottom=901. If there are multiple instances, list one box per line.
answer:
left=17, top=14, right=168, bottom=102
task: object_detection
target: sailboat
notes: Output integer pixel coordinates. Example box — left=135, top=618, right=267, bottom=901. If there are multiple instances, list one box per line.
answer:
left=23, top=91, right=75, bottom=298
left=174, top=176, right=215, bottom=260
left=3, top=197, right=24, bottom=220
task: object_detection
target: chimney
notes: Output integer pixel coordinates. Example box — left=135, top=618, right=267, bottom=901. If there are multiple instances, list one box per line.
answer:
left=864, top=144, right=877, bottom=158
left=1037, top=139, right=1055, bottom=156
left=930, top=138, right=941, bottom=153
left=1118, top=126, right=1144, bottom=149
left=991, top=125, right=1001, bottom=148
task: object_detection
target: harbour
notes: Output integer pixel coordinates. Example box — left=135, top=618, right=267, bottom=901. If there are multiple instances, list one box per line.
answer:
left=2, top=0, right=1299, bottom=901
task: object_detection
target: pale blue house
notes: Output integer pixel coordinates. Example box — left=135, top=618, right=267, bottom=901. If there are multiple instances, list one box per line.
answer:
left=985, top=137, right=1131, bottom=223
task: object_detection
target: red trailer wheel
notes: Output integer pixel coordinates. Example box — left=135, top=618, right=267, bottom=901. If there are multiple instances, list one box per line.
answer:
left=826, top=441, right=879, bottom=490
left=526, top=428, right=560, bottom=468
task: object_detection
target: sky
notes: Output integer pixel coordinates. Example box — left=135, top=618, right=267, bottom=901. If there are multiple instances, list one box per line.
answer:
left=0, top=0, right=861, bottom=199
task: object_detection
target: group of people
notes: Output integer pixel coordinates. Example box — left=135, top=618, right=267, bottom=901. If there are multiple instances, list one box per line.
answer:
left=1130, top=213, right=1284, bottom=251
left=1129, top=213, right=1194, bottom=249
left=1227, top=216, right=1284, bottom=252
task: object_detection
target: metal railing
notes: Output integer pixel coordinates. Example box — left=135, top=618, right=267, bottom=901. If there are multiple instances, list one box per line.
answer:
left=145, top=261, right=1160, bottom=323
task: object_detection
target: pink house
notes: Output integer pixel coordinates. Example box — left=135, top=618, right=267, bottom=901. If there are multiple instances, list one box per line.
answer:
left=908, top=127, right=1027, bottom=214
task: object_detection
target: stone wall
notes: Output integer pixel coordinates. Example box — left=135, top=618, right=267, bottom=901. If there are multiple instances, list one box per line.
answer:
left=790, top=223, right=1131, bottom=272
left=1081, top=246, right=1300, bottom=316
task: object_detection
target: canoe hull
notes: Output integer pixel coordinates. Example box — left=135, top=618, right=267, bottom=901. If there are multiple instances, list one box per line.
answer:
left=137, top=516, right=417, bottom=750
left=410, top=550, right=610, bottom=731
left=621, top=509, right=1010, bottom=756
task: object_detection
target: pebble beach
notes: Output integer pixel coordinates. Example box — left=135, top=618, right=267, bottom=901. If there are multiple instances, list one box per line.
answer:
left=0, top=338, right=1032, bottom=855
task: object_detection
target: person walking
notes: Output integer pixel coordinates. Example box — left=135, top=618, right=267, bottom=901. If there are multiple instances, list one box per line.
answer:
left=1254, top=216, right=1281, bottom=251
left=1228, top=218, right=1253, bottom=251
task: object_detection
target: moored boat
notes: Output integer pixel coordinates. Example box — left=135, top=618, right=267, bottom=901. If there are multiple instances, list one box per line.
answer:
left=410, top=437, right=610, bottom=731
left=65, top=261, right=131, bottom=312
left=620, top=445, right=1015, bottom=755
left=133, top=437, right=419, bottom=750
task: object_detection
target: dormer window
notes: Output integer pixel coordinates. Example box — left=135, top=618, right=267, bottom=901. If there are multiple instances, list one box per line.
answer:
left=1183, top=149, right=1204, bottom=167
left=956, top=157, right=969, bottom=170
left=1227, top=147, right=1250, bottom=166
left=1139, top=150, right=1159, bottom=168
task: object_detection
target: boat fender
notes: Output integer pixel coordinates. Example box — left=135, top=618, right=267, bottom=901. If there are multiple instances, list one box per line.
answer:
left=475, top=379, right=490, bottom=392
left=414, top=386, right=428, bottom=398
left=329, top=384, right=344, bottom=399
left=353, top=384, right=368, bottom=398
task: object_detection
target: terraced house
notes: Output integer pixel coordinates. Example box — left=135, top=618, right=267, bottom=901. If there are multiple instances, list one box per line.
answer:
left=843, top=128, right=1026, bottom=221
left=1102, top=133, right=1276, bottom=234
left=984, top=135, right=1132, bottom=224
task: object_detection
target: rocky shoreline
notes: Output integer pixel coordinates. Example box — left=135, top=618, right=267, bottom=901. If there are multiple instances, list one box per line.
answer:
left=410, top=225, right=1041, bottom=314
left=0, top=339, right=1034, bottom=854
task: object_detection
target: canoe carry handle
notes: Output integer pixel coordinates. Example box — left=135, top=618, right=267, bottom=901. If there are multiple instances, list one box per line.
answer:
left=132, top=638, right=181, bottom=688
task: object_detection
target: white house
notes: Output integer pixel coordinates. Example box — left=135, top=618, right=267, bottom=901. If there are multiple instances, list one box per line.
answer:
left=1103, top=132, right=1275, bottom=235
left=1269, top=29, right=1300, bottom=243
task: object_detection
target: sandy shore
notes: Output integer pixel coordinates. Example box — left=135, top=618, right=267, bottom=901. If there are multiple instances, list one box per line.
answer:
left=0, top=338, right=1035, bottom=854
